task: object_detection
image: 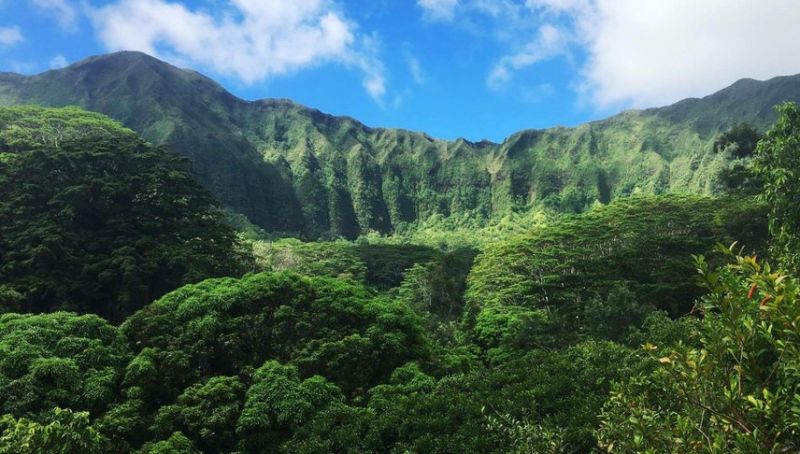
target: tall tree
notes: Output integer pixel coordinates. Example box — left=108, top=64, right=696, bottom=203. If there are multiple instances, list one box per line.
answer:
left=0, top=106, right=248, bottom=320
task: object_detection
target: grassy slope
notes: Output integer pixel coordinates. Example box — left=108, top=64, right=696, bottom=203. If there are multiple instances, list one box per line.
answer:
left=2, top=52, right=798, bottom=238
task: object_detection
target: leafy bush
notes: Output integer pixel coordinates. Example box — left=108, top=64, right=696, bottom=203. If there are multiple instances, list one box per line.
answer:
left=598, top=247, right=800, bottom=452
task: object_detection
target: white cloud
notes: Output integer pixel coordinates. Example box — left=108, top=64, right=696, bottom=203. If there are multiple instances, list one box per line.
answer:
left=32, top=0, right=78, bottom=29
left=582, top=0, right=800, bottom=108
left=345, top=32, right=386, bottom=102
left=406, top=53, right=426, bottom=84
left=89, top=0, right=387, bottom=102
left=487, top=24, right=568, bottom=90
left=522, top=0, right=800, bottom=108
left=417, top=0, right=459, bottom=21
left=50, top=54, right=68, bottom=69
left=0, top=26, right=22, bottom=47
left=432, top=0, right=800, bottom=109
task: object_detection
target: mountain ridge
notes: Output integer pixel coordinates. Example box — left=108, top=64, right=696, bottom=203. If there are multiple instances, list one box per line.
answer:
left=1, top=51, right=799, bottom=238
left=33, top=50, right=793, bottom=143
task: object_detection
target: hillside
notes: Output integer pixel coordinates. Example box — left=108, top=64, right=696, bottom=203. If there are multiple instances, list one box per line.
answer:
left=2, top=51, right=799, bottom=238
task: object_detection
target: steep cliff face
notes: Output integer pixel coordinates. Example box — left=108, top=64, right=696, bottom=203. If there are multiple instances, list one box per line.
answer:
left=2, top=51, right=799, bottom=238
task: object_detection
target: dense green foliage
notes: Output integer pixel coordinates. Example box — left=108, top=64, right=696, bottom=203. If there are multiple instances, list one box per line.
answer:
left=0, top=106, right=247, bottom=319
left=0, top=408, right=105, bottom=453
left=465, top=195, right=767, bottom=352
left=2, top=52, right=799, bottom=238
left=0, top=192, right=772, bottom=452
left=252, top=239, right=448, bottom=290
left=6, top=56, right=800, bottom=453
left=756, top=102, right=800, bottom=272
left=398, top=247, right=477, bottom=328
left=713, top=123, right=762, bottom=158
left=253, top=239, right=367, bottom=282
left=0, top=312, right=128, bottom=417
left=121, top=272, right=428, bottom=397
left=713, top=122, right=764, bottom=194
left=597, top=247, right=800, bottom=452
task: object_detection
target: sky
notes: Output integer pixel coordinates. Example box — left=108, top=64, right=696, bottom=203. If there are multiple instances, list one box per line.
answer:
left=2, top=1, right=800, bottom=142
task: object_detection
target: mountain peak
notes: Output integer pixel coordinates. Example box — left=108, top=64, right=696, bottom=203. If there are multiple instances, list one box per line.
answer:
left=64, top=50, right=174, bottom=74
left=729, top=77, right=759, bottom=87
left=76, top=50, right=156, bottom=62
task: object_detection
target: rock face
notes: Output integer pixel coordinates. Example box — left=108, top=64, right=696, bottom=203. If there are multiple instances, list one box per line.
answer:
left=3, top=51, right=799, bottom=238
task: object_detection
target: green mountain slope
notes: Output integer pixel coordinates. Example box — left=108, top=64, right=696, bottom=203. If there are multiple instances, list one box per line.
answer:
left=1, top=51, right=798, bottom=238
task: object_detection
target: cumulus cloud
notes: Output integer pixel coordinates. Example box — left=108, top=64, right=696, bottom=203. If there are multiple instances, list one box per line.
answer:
left=0, top=26, right=22, bottom=47
left=520, top=0, right=800, bottom=108
left=89, top=0, right=387, bottom=102
left=417, top=0, right=459, bottom=21
left=579, top=0, right=800, bottom=108
left=32, top=0, right=79, bottom=29
left=432, top=0, right=800, bottom=108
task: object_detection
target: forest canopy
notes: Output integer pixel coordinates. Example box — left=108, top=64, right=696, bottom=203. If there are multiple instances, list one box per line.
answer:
left=0, top=106, right=248, bottom=320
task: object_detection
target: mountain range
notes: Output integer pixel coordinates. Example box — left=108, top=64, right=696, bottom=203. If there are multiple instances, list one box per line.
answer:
left=2, top=51, right=799, bottom=239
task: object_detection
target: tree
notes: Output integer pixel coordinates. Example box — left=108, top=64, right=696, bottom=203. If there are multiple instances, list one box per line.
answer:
left=252, top=239, right=366, bottom=282
left=581, top=285, right=654, bottom=343
left=0, top=106, right=249, bottom=320
left=138, top=432, right=200, bottom=454
left=121, top=272, right=429, bottom=401
left=0, top=312, right=129, bottom=417
left=756, top=102, right=800, bottom=272
left=151, top=376, right=245, bottom=453
left=397, top=247, right=477, bottom=339
left=714, top=123, right=761, bottom=158
left=0, top=286, right=23, bottom=314
left=236, top=361, right=343, bottom=452
left=713, top=123, right=763, bottom=194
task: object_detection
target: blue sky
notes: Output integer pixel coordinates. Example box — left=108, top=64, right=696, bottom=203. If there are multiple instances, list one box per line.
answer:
left=2, top=1, right=800, bottom=142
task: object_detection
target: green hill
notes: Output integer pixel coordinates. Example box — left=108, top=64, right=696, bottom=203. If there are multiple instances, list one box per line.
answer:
left=2, top=51, right=798, bottom=238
